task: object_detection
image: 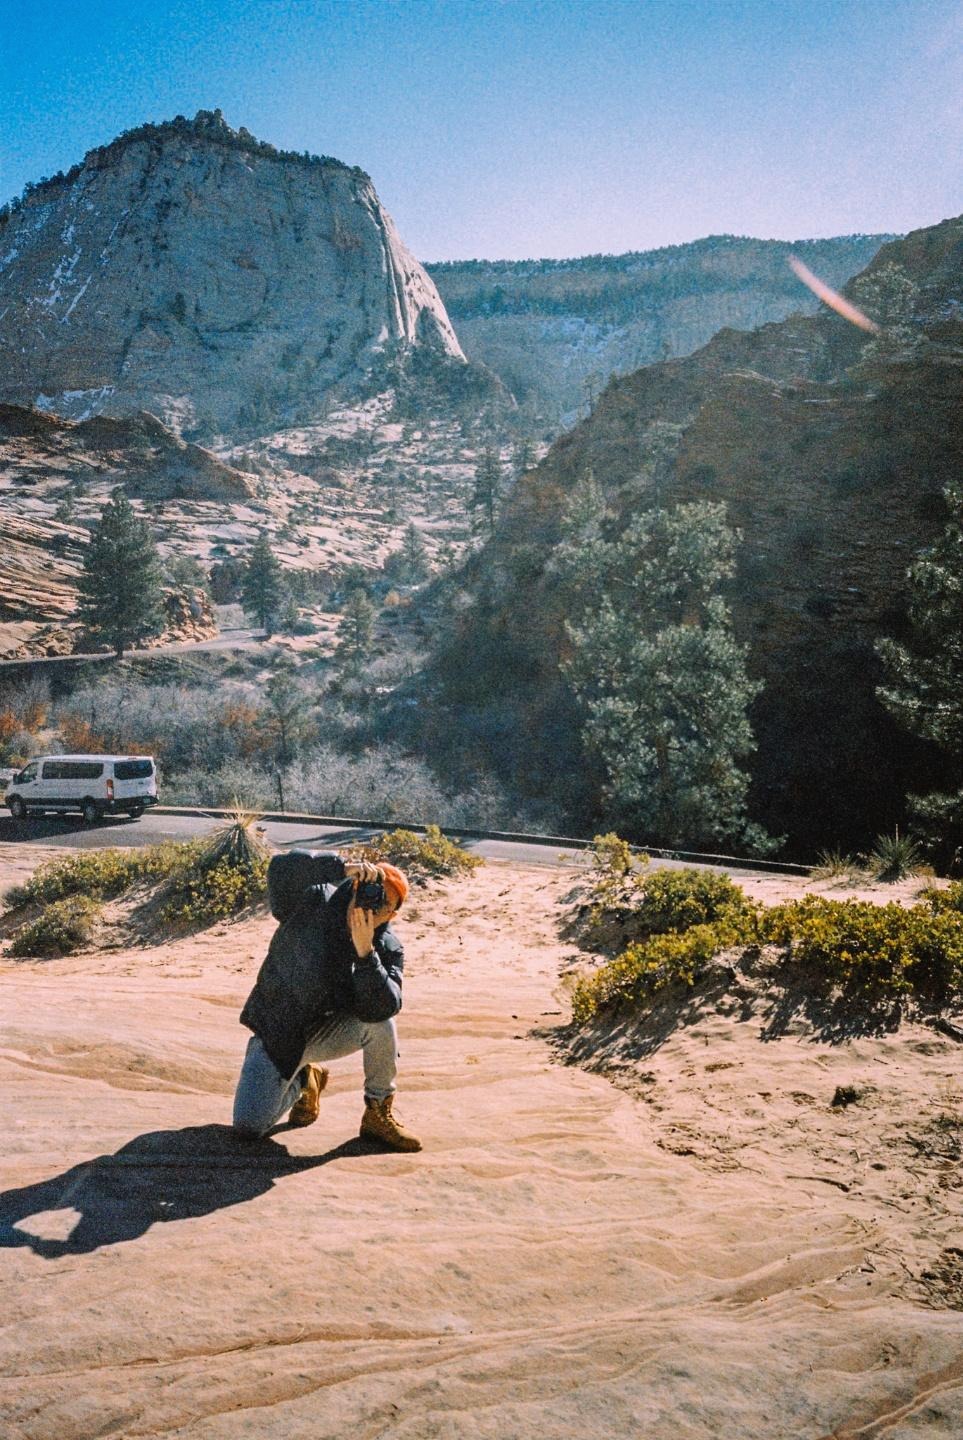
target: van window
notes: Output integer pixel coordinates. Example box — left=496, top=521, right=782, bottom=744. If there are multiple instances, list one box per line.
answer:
left=45, top=761, right=104, bottom=780
left=114, top=759, right=154, bottom=780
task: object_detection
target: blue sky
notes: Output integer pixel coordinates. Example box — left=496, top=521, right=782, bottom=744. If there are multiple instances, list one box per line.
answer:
left=2, top=0, right=960, bottom=260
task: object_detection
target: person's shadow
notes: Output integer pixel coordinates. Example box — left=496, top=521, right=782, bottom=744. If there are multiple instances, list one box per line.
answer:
left=1, top=1124, right=364, bottom=1258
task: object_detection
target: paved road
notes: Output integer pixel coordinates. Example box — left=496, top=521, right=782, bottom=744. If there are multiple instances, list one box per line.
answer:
left=0, top=628, right=265, bottom=668
left=0, top=808, right=782, bottom=878
left=139, top=627, right=265, bottom=655
left=0, top=809, right=589, bottom=870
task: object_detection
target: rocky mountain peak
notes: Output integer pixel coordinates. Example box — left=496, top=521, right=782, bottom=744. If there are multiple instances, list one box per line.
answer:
left=0, top=113, right=465, bottom=439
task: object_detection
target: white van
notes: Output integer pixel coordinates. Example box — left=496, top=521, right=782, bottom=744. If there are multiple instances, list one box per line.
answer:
left=5, top=754, right=158, bottom=824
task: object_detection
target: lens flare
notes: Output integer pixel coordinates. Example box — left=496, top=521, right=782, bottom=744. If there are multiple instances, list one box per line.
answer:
left=788, top=255, right=879, bottom=332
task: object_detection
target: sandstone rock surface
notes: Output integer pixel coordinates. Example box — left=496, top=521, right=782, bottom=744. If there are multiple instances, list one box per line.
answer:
left=0, top=112, right=464, bottom=438
left=0, top=402, right=247, bottom=655
left=1, top=852, right=962, bottom=1438
left=0, top=403, right=254, bottom=502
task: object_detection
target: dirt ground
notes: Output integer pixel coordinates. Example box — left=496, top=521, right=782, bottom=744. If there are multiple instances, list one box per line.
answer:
left=1, top=848, right=962, bottom=1439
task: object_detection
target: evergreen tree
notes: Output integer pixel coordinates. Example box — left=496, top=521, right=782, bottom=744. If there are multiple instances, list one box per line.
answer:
left=260, top=666, right=313, bottom=770
left=336, top=587, right=376, bottom=672
left=76, top=489, right=164, bottom=658
left=561, top=501, right=766, bottom=850
left=582, top=370, right=602, bottom=416
left=470, top=446, right=504, bottom=540
left=514, top=437, right=536, bottom=478
left=877, top=482, right=963, bottom=865
left=401, top=522, right=429, bottom=581
left=241, top=532, right=285, bottom=634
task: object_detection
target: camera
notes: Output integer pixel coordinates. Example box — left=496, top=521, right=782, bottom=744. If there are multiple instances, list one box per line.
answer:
left=355, top=878, right=387, bottom=912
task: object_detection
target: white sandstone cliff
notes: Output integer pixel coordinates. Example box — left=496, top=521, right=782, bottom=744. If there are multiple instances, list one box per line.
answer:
left=0, top=111, right=464, bottom=438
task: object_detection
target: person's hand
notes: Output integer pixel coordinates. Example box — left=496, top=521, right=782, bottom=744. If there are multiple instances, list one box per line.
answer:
left=347, top=900, right=377, bottom=959
left=344, top=860, right=383, bottom=887
left=345, top=861, right=384, bottom=957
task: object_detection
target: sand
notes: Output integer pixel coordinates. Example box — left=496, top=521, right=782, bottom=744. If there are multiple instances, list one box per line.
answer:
left=1, top=851, right=962, bottom=1438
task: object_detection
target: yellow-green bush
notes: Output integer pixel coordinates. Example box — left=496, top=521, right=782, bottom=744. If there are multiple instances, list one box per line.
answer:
left=572, top=922, right=734, bottom=1024
left=161, top=854, right=269, bottom=926
left=571, top=838, right=963, bottom=1025
left=3, top=842, right=200, bottom=909
left=624, top=866, right=759, bottom=939
left=760, top=896, right=963, bottom=999
left=924, top=879, right=963, bottom=916
left=589, top=832, right=637, bottom=876
left=580, top=834, right=758, bottom=950
left=5, top=833, right=268, bottom=937
left=581, top=833, right=650, bottom=924
left=346, top=825, right=483, bottom=882
left=9, top=895, right=101, bottom=958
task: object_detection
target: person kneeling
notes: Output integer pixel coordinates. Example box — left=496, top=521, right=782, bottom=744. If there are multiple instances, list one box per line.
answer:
left=232, top=850, right=421, bottom=1152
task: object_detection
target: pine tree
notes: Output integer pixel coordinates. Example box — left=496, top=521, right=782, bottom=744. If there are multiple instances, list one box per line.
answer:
left=877, top=482, right=963, bottom=865
left=514, top=437, right=536, bottom=478
left=336, top=587, right=376, bottom=672
left=241, top=532, right=285, bottom=635
left=260, top=666, right=313, bottom=770
left=562, top=501, right=767, bottom=851
left=76, top=489, right=164, bottom=657
left=470, top=447, right=503, bottom=540
left=401, top=522, right=429, bottom=581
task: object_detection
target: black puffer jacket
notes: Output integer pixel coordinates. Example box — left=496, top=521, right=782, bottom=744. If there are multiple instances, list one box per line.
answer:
left=240, top=850, right=404, bottom=1079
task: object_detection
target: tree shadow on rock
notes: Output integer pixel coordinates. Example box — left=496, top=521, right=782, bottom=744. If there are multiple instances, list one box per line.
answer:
left=1, top=1123, right=365, bottom=1259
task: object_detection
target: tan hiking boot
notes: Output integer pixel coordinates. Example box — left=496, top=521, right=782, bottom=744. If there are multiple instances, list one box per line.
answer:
left=288, top=1065, right=329, bottom=1128
left=360, top=1095, right=422, bottom=1152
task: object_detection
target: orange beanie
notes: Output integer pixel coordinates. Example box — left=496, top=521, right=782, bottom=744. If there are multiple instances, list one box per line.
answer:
left=380, top=863, right=410, bottom=910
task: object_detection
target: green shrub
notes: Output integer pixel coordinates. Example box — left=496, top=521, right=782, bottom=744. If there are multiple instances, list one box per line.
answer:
left=4, top=830, right=271, bottom=935
left=3, top=842, right=200, bottom=909
left=572, top=869, right=963, bottom=1027
left=811, top=848, right=866, bottom=881
left=345, top=824, right=483, bottom=882
left=624, top=867, right=759, bottom=939
left=198, top=811, right=270, bottom=874
left=923, top=879, right=963, bottom=916
left=160, top=817, right=270, bottom=926
left=589, top=831, right=639, bottom=879
left=761, top=895, right=963, bottom=1000
left=582, top=832, right=650, bottom=920
left=572, top=923, right=729, bottom=1024
left=5, top=849, right=142, bottom=907
left=161, top=854, right=269, bottom=926
left=580, top=834, right=758, bottom=950
left=906, top=910, right=963, bottom=999
left=9, top=896, right=101, bottom=957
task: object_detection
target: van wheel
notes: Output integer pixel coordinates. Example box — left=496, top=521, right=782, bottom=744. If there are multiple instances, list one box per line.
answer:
left=81, top=799, right=101, bottom=825
left=8, top=796, right=26, bottom=820
left=127, top=803, right=145, bottom=820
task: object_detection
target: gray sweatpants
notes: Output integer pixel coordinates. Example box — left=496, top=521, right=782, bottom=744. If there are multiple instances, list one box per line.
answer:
left=232, top=1015, right=398, bottom=1138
